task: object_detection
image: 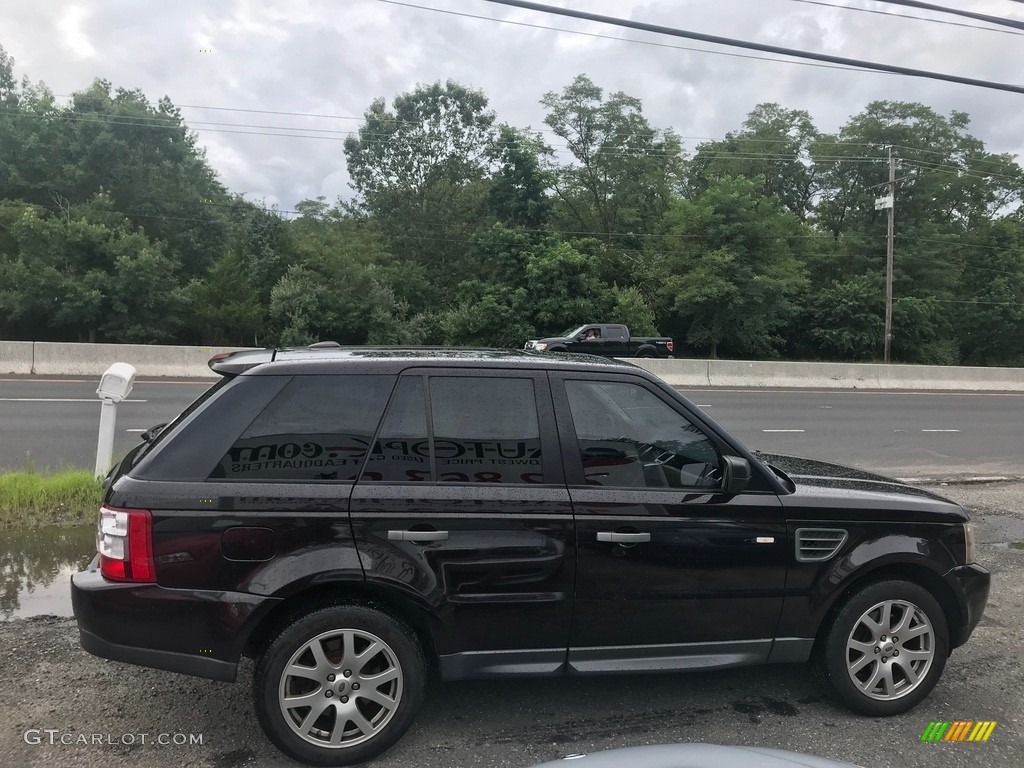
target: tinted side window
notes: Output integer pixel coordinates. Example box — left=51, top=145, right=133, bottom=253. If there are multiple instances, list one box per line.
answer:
left=362, top=376, right=431, bottom=482
left=429, top=377, right=545, bottom=484
left=564, top=380, right=720, bottom=489
left=211, top=374, right=396, bottom=481
left=605, top=326, right=627, bottom=341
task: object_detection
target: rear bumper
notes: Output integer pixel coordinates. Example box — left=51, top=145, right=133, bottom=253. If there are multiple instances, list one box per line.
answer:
left=945, top=562, right=990, bottom=648
left=71, top=557, right=281, bottom=682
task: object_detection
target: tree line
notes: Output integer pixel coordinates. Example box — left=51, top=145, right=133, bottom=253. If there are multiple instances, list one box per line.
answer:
left=2, top=45, right=1023, bottom=364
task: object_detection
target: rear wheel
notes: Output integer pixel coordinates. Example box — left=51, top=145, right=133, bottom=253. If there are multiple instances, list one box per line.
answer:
left=635, top=348, right=656, bottom=358
left=254, top=605, right=425, bottom=766
left=815, top=579, right=948, bottom=716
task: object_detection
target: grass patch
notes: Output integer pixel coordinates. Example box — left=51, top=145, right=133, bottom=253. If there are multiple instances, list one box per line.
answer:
left=0, top=470, right=103, bottom=529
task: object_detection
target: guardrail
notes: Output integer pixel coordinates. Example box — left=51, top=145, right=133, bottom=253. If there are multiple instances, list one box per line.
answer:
left=627, top=358, right=1024, bottom=391
left=3, top=341, right=1024, bottom=389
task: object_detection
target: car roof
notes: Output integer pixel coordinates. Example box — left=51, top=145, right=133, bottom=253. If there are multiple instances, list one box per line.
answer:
left=210, top=345, right=641, bottom=376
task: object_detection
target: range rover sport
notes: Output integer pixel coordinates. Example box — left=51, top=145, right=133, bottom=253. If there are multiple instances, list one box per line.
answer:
left=71, top=347, right=990, bottom=766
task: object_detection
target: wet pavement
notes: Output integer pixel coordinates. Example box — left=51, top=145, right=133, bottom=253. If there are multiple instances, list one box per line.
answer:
left=0, top=525, right=95, bottom=620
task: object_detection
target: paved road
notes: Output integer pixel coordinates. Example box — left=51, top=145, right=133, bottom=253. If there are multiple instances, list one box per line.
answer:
left=1, top=377, right=1022, bottom=477
left=0, top=377, right=211, bottom=472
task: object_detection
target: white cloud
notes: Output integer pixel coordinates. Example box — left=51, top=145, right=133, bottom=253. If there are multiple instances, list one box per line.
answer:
left=57, top=5, right=97, bottom=59
left=5, top=0, right=1022, bottom=207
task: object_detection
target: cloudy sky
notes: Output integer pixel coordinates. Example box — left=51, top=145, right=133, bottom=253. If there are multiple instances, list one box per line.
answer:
left=5, top=0, right=1023, bottom=210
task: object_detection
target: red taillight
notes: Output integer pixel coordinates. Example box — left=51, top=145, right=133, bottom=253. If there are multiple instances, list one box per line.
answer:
left=666, top=340, right=674, bottom=353
left=98, top=505, right=155, bottom=582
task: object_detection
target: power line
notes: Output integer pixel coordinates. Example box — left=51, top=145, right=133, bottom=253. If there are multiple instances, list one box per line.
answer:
left=32, top=198, right=1024, bottom=262
left=476, top=0, right=1024, bottom=95
left=871, top=0, right=1024, bottom=31
left=0, top=106, right=899, bottom=162
left=374, top=0, right=887, bottom=76
left=790, top=0, right=1024, bottom=36
left=44, top=97, right=901, bottom=150
left=10, top=106, right=1022, bottom=190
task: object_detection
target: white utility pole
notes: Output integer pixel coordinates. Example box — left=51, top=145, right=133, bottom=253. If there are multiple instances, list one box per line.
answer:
left=875, top=147, right=896, bottom=363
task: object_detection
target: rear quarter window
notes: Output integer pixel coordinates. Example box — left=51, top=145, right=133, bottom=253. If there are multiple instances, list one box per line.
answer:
left=210, top=374, right=397, bottom=481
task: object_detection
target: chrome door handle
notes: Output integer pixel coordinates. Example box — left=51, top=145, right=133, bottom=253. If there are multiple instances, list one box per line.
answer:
left=388, top=530, right=449, bottom=542
left=596, top=532, right=651, bottom=543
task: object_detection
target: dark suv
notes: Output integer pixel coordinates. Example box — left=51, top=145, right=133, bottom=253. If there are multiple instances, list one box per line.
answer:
left=72, top=348, right=990, bottom=766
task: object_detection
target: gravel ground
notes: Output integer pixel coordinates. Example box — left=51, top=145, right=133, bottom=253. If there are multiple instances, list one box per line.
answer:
left=0, top=481, right=1021, bottom=768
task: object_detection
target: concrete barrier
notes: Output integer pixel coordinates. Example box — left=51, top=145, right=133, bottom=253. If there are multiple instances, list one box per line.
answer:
left=627, top=357, right=1024, bottom=391
left=624, top=358, right=711, bottom=387
left=708, top=360, right=882, bottom=389
left=6, top=341, right=1024, bottom=389
left=30, top=342, right=257, bottom=378
left=0, top=341, right=34, bottom=375
left=875, top=363, right=1024, bottom=391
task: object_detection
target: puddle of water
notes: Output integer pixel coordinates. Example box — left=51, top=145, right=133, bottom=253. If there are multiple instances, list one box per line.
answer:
left=1010, top=542, right=1024, bottom=550
left=1, top=525, right=96, bottom=620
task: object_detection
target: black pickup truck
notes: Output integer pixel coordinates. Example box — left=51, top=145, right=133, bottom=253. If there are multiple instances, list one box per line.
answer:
left=524, top=324, right=674, bottom=358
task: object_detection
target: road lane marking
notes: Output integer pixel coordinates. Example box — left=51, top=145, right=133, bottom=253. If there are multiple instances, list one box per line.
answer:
left=678, top=388, right=1024, bottom=397
left=0, top=398, right=147, bottom=403
left=762, top=429, right=806, bottom=433
left=922, top=429, right=961, bottom=432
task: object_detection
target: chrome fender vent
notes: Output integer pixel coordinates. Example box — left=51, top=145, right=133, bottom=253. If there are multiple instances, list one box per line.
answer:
left=795, top=528, right=849, bottom=562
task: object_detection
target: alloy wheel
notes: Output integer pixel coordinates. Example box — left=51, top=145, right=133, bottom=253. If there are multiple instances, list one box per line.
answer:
left=845, top=599, right=935, bottom=701
left=278, top=628, right=404, bottom=749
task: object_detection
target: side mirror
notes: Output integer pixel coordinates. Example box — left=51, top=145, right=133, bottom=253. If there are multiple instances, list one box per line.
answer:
left=576, top=333, right=587, bottom=342
left=721, top=455, right=751, bottom=495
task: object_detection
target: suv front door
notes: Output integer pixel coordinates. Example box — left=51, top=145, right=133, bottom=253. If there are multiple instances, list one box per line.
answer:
left=349, top=369, right=575, bottom=680
left=550, top=372, right=788, bottom=673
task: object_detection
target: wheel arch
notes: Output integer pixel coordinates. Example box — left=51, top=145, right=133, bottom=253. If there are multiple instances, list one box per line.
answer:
left=241, top=582, right=442, bottom=676
left=810, top=562, right=963, bottom=658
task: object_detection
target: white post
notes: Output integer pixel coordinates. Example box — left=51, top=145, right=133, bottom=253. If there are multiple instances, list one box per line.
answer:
left=94, top=362, right=137, bottom=480
left=94, top=399, right=118, bottom=479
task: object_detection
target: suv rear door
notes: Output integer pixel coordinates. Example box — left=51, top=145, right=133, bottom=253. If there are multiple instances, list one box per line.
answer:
left=348, top=368, right=575, bottom=679
left=549, top=371, right=788, bottom=672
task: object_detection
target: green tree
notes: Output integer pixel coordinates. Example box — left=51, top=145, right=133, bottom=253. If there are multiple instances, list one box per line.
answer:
left=655, top=176, right=808, bottom=358
left=689, top=103, right=819, bottom=221
left=486, top=126, right=554, bottom=230
left=541, top=74, right=685, bottom=242
left=955, top=220, right=1024, bottom=365
left=343, top=81, right=498, bottom=287
left=803, top=275, right=885, bottom=361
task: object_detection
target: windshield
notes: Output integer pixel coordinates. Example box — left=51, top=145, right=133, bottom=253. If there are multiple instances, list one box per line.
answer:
left=559, top=325, right=586, bottom=338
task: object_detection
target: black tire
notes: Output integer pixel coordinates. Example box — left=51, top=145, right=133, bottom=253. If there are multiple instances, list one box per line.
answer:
left=254, top=605, right=426, bottom=766
left=814, top=579, right=948, bottom=716
left=635, top=349, right=656, bottom=358
left=548, top=346, right=568, bottom=354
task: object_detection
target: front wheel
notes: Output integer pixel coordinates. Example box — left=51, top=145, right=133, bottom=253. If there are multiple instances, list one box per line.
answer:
left=815, top=579, right=948, bottom=716
left=254, top=605, right=426, bottom=766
